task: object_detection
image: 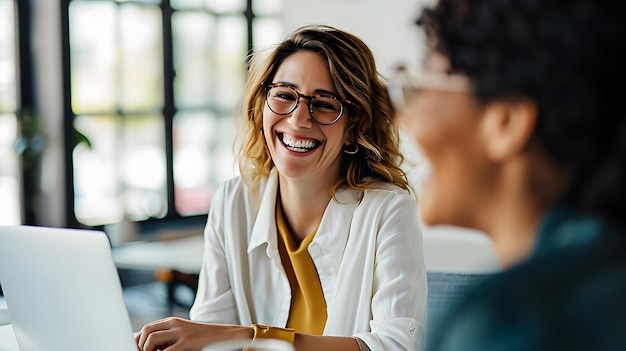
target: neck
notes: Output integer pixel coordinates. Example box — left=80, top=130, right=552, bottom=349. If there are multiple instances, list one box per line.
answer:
left=478, top=152, right=564, bottom=267
left=277, top=174, right=337, bottom=243
left=483, top=197, right=546, bottom=267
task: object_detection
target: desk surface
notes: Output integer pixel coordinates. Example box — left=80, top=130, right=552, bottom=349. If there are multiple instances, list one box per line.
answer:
left=0, top=299, right=18, bottom=351
left=110, top=227, right=500, bottom=275
left=0, top=324, right=18, bottom=351
left=112, top=235, right=204, bottom=274
left=422, top=225, right=500, bottom=274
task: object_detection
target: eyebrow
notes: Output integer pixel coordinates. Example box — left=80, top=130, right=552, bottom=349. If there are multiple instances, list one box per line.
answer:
left=273, top=81, right=339, bottom=96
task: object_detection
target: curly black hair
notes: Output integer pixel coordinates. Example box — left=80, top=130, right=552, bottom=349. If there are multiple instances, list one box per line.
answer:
left=417, top=0, right=625, bottom=225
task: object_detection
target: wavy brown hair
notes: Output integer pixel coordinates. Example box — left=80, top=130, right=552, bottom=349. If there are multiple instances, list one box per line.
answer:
left=236, top=24, right=410, bottom=196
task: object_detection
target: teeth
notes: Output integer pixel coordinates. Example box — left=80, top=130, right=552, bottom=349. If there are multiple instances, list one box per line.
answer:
left=282, top=134, right=319, bottom=152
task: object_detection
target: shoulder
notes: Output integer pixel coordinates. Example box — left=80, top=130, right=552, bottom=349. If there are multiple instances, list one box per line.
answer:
left=212, top=175, right=268, bottom=209
left=358, top=182, right=417, bottom=212
left=340, top=182, right=419, bottom=228
left=431, top=235, right=626, bottom=350
left=212, top=176, right=245, bottom=205
left=215, top=176, right=245, bottom=193
left=360, top=182, right=414, bottom=201
left=334, top=182, right=414, bottom=206
left=333, top=183, right=417, bottom=216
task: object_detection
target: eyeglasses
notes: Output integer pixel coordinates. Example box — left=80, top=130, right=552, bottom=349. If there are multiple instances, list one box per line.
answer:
left=387, top=65, right=472, bottom=112
left=265, top=83, right=352, bottom=126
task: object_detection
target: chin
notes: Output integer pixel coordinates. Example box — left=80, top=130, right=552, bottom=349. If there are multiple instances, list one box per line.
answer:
left=419, top=203, right=444, bottom=227
left=419, top=199, right=462, bottom=228
left=420, top=215, right=449, bottom=228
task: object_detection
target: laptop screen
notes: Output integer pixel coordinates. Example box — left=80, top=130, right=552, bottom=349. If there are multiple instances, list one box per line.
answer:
left=0, top=225, right=138, bottom=351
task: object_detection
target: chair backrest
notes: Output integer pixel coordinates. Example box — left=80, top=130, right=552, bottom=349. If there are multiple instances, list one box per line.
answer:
left=419, top=225, right=500, bottom=351
left=420, top=272, right=492, bottom=351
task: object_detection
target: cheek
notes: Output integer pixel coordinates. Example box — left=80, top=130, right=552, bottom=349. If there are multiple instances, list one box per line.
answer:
left=419, top=147, right=481, bottom=227
left=262, top=105, right=272, bottom=131
left=405, top=95, right=483, bottom=157
left=400, top=101, right=451, bottom=159
left=405, top=97, right=486, bottom=225
left=262, top=106, right=280, bottom=136
left=321, top=119, right=348, bottom=147
left=261, top=108, right=278, bottom=154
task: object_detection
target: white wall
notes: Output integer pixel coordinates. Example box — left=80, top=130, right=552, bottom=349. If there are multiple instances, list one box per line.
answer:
left=282, top=0, right=428, bottom=77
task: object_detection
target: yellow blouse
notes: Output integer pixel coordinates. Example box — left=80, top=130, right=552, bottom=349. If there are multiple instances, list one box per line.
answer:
left=276, top=200, right=328, bottom=334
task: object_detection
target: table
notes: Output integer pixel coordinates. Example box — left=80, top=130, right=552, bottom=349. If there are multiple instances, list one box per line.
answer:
left=421, top=225, right=500, bottom=274
left=112, top=225, right=499, bottom=274
left=0, top=298, right=18, bottom=351
left=0, top=307, right=9, bottom=326
left=112, top=235, right=204, bottom=310
left=0, top=324, right=18, bottom=351
left=112, top=234, right=204, bottom=274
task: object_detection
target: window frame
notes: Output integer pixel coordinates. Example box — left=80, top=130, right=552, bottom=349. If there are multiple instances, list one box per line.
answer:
left=60, top=0, right=261, bottom=229
left=5, top=0, right=36, bottom=225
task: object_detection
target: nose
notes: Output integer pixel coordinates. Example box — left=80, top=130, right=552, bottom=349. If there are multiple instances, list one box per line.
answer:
left=287, top=99, right=314, bottom=128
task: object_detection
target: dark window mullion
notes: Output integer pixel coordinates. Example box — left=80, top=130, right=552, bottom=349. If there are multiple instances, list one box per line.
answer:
left=16, top=0, right=38, bottom=225
left=245, top=0, right=254, bottom=56
left=162, top=0, right=176, bottom=218
left=16, top=0, right=33, bottom=109
left=60, top=0, right=78, bottom=227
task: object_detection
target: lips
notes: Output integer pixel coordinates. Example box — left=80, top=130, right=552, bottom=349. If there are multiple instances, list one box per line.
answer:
left=280, top=133, right=321, bottom=153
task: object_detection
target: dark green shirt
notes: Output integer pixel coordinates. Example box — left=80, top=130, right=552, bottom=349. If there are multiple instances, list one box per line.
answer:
left=429, top=207, right=626, bottom=351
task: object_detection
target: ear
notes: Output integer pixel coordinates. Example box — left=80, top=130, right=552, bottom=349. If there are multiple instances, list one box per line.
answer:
left=480, top=99, right=538, bottom=162
left=343, top=128, right=356, bottom=146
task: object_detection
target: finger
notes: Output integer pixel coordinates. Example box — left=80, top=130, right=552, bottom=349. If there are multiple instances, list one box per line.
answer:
left=137, top=319, right=170, bottom=350
left=142, top=329, right=178, bottom=351
left=136, top=326, right=151, bottom=349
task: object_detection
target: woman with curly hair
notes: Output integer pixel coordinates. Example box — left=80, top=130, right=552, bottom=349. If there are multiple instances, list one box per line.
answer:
left=137, top=25, right=426, bottom=351
left=391, top=0, right=626, bottom=349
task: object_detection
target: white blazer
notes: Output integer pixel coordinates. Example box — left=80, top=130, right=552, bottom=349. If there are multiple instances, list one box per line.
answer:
left=190, top=170, right=427, bottom=351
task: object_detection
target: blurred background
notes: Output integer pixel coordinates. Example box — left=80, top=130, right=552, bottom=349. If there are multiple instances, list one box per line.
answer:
left=0, top=0, right=427, bottom=233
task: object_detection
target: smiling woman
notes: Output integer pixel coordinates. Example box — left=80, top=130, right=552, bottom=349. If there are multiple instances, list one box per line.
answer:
left=135, top=24, right=426, bottom=351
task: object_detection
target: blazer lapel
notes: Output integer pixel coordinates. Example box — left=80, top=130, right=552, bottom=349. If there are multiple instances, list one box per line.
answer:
left=247, top=169, right=279, bottom=257
left=314, top=187, right=362, bottom=264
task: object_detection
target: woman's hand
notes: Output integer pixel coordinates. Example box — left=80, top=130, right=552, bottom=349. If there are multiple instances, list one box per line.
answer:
left=135, top=317, right=252, bottom=351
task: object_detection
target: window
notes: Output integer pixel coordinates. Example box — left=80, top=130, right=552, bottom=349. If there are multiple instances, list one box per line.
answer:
left=64, top=0, right=283, bottom=227
left=0, top=0, right=21, bottom=225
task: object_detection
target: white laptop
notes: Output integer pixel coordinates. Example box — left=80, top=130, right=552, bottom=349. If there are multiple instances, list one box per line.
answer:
left=0, top=225, right=138, bottom=351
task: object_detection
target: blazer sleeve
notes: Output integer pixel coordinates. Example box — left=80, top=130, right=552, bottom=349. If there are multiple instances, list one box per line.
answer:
left=189, top=181, right=239, bottom=324
left=355, top=190, right=427, bottom=351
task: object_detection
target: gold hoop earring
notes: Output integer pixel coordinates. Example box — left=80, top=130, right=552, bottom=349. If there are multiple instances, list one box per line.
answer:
left=344, top=143, right=358, bottom=155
